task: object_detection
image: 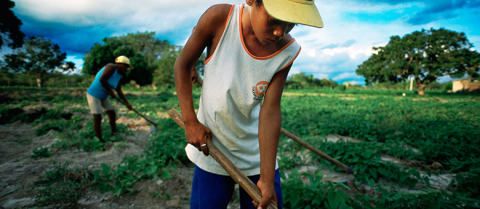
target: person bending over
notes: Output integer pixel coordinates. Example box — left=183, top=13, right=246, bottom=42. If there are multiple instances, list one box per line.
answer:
left=175, top=0, right=323, bottom=208
left=86, top=55, right=133, bottom=143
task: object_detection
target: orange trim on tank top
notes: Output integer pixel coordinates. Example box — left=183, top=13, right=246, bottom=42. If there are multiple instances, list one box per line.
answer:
left=239, top=4, right=296, bottom=60
left=277, top=46, right=302, bottom=73
left=204, top=4, right=236, bottom=65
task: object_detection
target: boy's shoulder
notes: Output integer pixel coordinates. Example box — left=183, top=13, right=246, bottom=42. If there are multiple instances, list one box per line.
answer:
left=104, top=63, right=115, bottom=71
left=201, top=4, right=234, bottom=28
left=205, top=4, right=234, bottom=18
left=196, top=4, right=235, bottom=43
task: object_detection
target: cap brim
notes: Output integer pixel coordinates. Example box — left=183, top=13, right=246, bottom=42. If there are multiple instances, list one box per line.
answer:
left=263, top=0, right=323, bottom=28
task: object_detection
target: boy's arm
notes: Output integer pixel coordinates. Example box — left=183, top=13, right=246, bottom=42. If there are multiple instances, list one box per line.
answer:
left=116, top=84, right=132, bottom=110
left=255, top=64, right=292, bottom=208
left=174, top=4, right=231, bottom=155
left=191, top=66, right=199, bottom=84
left=100, top=64, right=116, bottom=98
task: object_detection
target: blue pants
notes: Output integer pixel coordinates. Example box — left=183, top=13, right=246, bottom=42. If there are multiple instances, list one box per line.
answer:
left=190, top=166, right=283, bottom=209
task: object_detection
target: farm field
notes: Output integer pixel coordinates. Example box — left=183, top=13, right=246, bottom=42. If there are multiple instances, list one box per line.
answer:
left=1, top=86, right=479, bottom=208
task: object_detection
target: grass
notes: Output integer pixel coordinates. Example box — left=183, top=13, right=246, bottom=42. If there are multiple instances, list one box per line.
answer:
left=2, top=86, right=479, bottom=208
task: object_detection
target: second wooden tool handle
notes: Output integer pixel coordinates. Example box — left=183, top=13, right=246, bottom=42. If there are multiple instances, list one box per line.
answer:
left=168, top=109, right=277, bottom=209
left=101, top=89, right=158, bottom=126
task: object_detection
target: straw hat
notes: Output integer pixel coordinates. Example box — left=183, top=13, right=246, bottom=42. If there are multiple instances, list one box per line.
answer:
left=263, top=0, right=323, bottom=28
left=115, top=55, right=133, bottom=70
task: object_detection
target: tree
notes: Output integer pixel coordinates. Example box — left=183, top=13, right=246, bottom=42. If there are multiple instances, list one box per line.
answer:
left=0, top=0, right=25, bottom=49
left=286, top=72, right=337, bottom=89
left=1, top=37, right=75, bottom=87
left=122, top=53, right=150, bottom=86
left=83, top=32, right=175, bottom=86
left=455, top=49, right=480, bottom=80
left=319, top=78, right=338, bottom=88
left=356, top=28, right=480, bottom=95
left=289, top=72, right=318, bottom=88
left=152, top=44, right=183, bottom=87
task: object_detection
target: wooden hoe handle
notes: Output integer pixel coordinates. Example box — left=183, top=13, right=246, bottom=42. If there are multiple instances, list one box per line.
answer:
left=193, top=83, right=351, bottom=174
left=280, top=128, right=353, bottom=174
left=168, top=109, right=278, bottom=209
left=102, top=89, right=158, bottom=127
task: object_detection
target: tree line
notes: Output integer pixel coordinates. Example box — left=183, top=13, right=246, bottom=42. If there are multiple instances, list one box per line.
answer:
left=81, top=32, right=205, bottom=88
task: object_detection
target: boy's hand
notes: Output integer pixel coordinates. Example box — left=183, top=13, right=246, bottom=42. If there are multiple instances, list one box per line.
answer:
left=253, top=179, right=277, bottom=209
left=191, top=68, right=199, bottom=84
left=109, top=91, right=117, bottom=98
left=185, top=120, right=211, bottom=156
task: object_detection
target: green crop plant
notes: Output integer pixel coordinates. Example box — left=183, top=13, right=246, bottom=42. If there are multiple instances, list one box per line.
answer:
left=92, top=118, right=185, bottom=196
left=50, top=133, right=80, bottom=150
left=93, top=157, right=173, bottom=196
left=0, top=106, right=31, bottom=124
left=80, top=137, right=105, bottom=152
left=34, top=161, right=95, bottom=207
left=0, top=106, right=22, bottom=124
left=449, top=163, right=480, bottom=199
left=146, top=119, right=189, bottom=163
left=353, top=185, right=480, bottom=208
left=3, top=86, right=479, bottom=207
left=51, top=94, right=73, bottom=103
left=114, top=141, right=128, bottom=150
left=49, top=121, right=129, bottom=151
left=306, top=140, right=423, bottom=188
left=34, top=120, right=71, bottom=136
left=31, top=147, right=51, bottom=159
left=281, top=92, right=480, bottom=167
left=34, top=112, right=83, bottom=137
left=281, top=169, right=353, bottom=209
left=31, top=109, right=63, bottom=126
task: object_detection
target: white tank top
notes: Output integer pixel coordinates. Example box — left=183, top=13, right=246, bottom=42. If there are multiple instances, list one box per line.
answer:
left=186, top=4, right=301, bottom=176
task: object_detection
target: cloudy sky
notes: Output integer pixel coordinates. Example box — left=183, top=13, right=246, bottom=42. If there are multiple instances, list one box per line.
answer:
left=6, top=0, right=480, bottom=84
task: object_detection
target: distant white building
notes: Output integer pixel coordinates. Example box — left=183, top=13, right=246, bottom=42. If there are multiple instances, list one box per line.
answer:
left=453, top=79, right=480, bottom=93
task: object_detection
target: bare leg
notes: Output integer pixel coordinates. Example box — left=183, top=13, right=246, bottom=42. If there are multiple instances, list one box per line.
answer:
left=93, top=114, right=105, bottom=142
left=106, top=110, right=117, bottom=136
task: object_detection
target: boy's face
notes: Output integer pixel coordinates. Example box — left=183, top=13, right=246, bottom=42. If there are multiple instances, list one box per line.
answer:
left=117, top=63, right=130, bottom=75
left=248, top=0, right=295, bottom=45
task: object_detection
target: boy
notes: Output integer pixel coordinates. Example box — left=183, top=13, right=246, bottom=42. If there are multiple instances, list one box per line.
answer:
left=174, top=0, right=323, bottom=208
left=86, top=55, right=133, bottom=143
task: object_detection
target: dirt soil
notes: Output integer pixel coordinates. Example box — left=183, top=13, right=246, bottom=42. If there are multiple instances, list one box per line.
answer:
left=0, top=90, right=454, bottom=208
left=0, top=102, right=243, bottom=209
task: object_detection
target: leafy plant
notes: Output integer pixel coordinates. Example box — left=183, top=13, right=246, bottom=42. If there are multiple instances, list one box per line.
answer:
left=92, top=119, right=185, bottom=196
left=31, top=109, right=62, bottom=126
left=354, top=185, right=480, bottom=208
left=35, top=121, right=64, bottom=136
left=80, top=137, right=104, bottom=152
left=51, top=121, right=129, bottom=152
left=5, top=86, right=480, bottom=207
left=449, top=164, right=480, bottom=199
left=31, top=147, right=51, bottom=159
left=282, top=169, right=353, bottom=209
left=35, top=161, right=94, bottom=207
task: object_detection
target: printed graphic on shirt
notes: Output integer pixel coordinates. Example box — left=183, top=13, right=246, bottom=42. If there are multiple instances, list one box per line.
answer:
left=252, top=81, right=269, bottom=100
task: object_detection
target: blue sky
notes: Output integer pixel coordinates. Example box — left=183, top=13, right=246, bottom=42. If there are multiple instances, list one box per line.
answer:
left=5, top=0, right=480, bottom=84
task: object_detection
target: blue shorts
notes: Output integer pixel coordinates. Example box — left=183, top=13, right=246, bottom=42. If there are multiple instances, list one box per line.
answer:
left=190, top=166, right=283, bottom=209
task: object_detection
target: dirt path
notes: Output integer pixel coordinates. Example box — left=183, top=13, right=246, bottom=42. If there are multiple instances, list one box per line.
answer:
left=0, top=114, right=200, bottom=209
